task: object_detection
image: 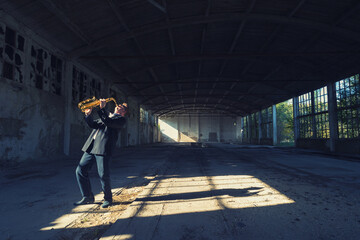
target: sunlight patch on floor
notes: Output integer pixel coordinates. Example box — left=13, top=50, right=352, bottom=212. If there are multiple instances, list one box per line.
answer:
left=129, top=175, right=295, bottom=217
left=40, top=188, right=123, bottom=231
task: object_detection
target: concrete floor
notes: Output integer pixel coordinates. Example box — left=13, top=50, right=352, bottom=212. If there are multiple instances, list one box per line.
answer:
left=1, top=143, right=360, bottom=240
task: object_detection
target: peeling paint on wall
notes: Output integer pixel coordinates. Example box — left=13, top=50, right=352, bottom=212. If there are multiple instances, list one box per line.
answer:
left=0, top=118, right=26, bottom=140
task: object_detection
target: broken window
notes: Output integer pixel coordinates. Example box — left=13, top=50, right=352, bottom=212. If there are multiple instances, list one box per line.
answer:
left=30, top=44, right=63, bottom=95
left=1, top=24, right=24, bottom=83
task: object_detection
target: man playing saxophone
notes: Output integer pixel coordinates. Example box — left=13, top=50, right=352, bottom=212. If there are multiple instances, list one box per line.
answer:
left=74, top=98, right=128, bottom=208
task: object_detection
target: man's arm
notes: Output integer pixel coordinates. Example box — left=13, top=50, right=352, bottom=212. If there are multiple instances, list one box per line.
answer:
left=97, top=108, right=126, bottom=129
left=84, top=108, right=101, bottom=129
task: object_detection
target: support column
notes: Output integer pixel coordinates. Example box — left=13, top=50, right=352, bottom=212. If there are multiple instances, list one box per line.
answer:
left=311, top=91, right=317, bottom=138
left=273, top=105, right=277, bottom=146
left=137, top=105, right=141, bottom=145
left=123, top=96, right=129, bottom=146
left=327, top=82, right=338, bottom=152
left=293, top=97, right=299, bottom=147
left=198, top=115, right=201, bottom=142
left=248, top=115, right=252, bottom=143
left=240, top=117, right=244, bottom=143
left=218, top=116, right=221, bottom=142
left=63, top=61, right=72, bottom=156
left=177, top=117, right=180, bottom=142
left=23, top=38, right=32, bottom=86
left=258, top=111, right=262, bottom=144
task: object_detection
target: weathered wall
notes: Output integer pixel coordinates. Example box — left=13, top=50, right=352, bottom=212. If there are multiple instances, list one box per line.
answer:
left=159, top=117, right=178, bottom=142
left=296, top=139, right=329, bottom=151
left=296, top=138, right=360, bottom=154
left=0, top=13, right=158, bottom=164
left=219, top=117, right=236, bottom=142
left=127, top=97, right=140, bottom=146
left=335, top=139, right=360, bottom=154
left=0, top=79, right=64, bottom=163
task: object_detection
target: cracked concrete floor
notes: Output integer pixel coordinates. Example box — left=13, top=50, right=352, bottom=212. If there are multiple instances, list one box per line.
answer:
left=1, top=143, right=360, bottom=240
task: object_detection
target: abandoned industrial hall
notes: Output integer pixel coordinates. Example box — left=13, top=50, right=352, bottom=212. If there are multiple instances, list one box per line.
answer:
left=1, top=0, right=360, bottom=239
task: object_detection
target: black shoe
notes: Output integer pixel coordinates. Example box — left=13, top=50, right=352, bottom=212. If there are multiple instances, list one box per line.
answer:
left=73, top=196, right=95, bottom=206
left=101, top=200, right=112, bottom=208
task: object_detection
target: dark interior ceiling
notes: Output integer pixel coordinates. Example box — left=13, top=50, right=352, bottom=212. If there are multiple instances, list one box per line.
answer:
left=2, top=0, right=360, bottom=117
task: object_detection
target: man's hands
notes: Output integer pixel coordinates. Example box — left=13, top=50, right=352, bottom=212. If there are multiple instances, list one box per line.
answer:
left=84, top=99, right=106, bottom=116
left=99, top=99, right=106, bottom=109
left=85, top=108, right=92, bottom=116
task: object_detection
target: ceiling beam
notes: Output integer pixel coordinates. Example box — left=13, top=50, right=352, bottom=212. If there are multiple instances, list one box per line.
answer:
left=142, top=96, right=262, bottom=110
left=68, top=12, right=360, bottom=58
left=125, top=77, right=325, bottom=94
left=107, top=0, right=173, bottom=109
left=153, top=103, right=245, bottom=116
left=38, top=0, right=91, bottom=44
left=206, top=0, right=256, bottom=104
left=147, top=0, right=166, bottom=13
left=214, top=0, right=305, bottom=107
left=194, top=0, right=212, bottom=108
left=39, top=0, right=141, bottom=97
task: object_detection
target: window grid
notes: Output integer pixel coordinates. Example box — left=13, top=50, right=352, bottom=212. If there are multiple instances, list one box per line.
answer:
left=298, top=92, right=313, bottom=138
left=315, top=113, right=330, bottom=138
left=336, top=75, right=360, bottom=138
left=299, top=116, right=313, bottom=138
left=314, top=86, right=328, bottom=113
left=298, top=92, right=312, bottom=116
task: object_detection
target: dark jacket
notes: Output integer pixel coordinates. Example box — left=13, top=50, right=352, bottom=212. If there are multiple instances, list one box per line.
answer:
left=81, top=108, right=126, bottom=156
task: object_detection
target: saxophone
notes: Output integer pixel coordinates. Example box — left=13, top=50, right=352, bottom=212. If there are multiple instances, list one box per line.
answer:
left=78, top=96, right=118, bottom=112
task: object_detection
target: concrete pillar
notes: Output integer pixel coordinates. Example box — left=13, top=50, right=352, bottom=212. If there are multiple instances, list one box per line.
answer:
left=218, top=116, right=221, bottom=142
left=123, top=96, right=129, bottom=146
left=198, top=115, right=201, bottom=142
left=240, top=117, right=244, bottom=143
left=272, top=105, right=277, bottom=146
left=177, top=117, right=180, bottom=142
left=266, top=108, right=270, bottom=138
left=248, top=115, right=252, bottom=143
left=311, top=91, right=317, bottom=138
left=258, top=111, right=262, bottom=144
left=23, top=38, right=32, bottom=86
left=63, top=61, right=72, bottom=156
left=293, top=97, right=299, bottom=147
left=327, top=82, right=339, bottom=152
left=137, top=106, right=141, bottom=145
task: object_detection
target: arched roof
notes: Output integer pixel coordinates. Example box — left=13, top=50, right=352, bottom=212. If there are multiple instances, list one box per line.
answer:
left=4, top=0, right=360, bottom=116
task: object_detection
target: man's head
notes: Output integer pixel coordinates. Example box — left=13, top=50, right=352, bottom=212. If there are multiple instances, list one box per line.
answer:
left=114, top=103, right=128, bottom=117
